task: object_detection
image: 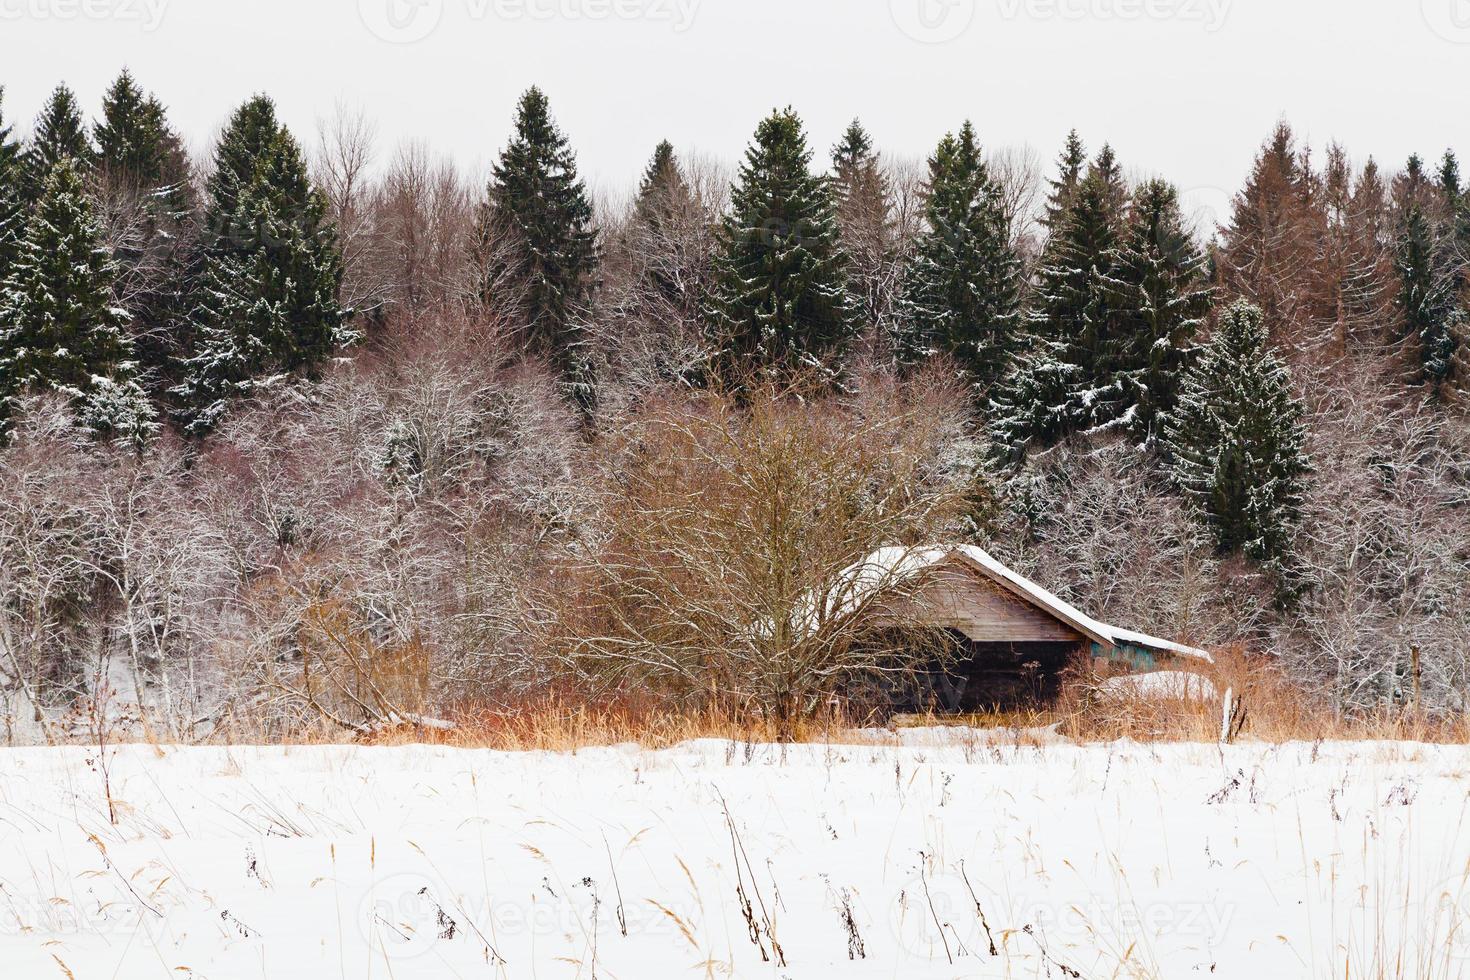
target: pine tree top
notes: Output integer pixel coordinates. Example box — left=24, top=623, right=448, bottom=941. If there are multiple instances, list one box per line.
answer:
left=895, top=119, right=1021, bottom=392
left=640, top=140, right=678, bottom=192
left=479, top=85, right=597, bottom=369
left=1059, top=129, right=1086, bottom=172
left=1178, top=303, right=1301, bottom=427
left=919, top=121, right=993, bottom=234
left=208, top=95, right=285, bottom=224
left=636, top=141, right=685, bottom=206
left=1129, top=177, right=1178, bottom=216
left=633, top=139, right=695, bottom=240
left=1088, top=145, right=1129, bottom=218
left=954, top=122, right=981, bottom=175
left=831, top=119, right=875, bottom=172
left=0, top=87, right=19, bottom=169
left=1228, top=123, right=1309, bottom=223
left=494, top=87, right=584, bottom=186
left=1040, top=146, right=1129, bottom=276
left=1043, top=129, right=1087, bottom=231
left=723, top=107, right=835, bottom=236
left=513, top=86, right=553, bottom=135
left=735, top=107, right=815, bottom=191
left=830, top=117, right=889, bottom=223
left=491, top=87, right=592, bottom=213
left=98, top=68, right=146, bottom=129
left=1404, top=153, right=1427, bottom=187
left=28, top=84, right=93, bottom=178
left=96, top=70, right=152, bottom=172
left=1218, top=296, right=1267, bottom=344
left=1120, top=178, right=1209, bottom=294
left=1439, top=150, right=1461, bottom=204
left=711, top=106, right=854, bottom=373
left=96, top=69, right=187, bottom=199
left=1265, top=122, right=1297, bottom=170
left=1126, top=179, right=1195, bottom=255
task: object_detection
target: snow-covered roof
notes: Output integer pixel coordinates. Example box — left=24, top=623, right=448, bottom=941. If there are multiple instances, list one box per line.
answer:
left=835, top=545, right=1213, bottom=664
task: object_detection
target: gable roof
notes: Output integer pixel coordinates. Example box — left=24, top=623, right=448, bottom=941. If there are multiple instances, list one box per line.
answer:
left=839, top=545, right=1213, bottom=664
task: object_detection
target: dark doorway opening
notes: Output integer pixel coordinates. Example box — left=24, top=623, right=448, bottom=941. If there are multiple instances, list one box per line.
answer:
left=885, top=633, right=1082, bottom=714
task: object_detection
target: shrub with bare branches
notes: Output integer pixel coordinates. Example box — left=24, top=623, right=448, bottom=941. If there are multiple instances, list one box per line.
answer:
left=534, top=368, right=989, bottom=736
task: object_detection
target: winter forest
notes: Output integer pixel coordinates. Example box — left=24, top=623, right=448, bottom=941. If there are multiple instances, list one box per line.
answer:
left=1, top=70, right=1468, bottom=744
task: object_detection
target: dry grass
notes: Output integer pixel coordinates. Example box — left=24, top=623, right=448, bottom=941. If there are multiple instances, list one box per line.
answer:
left=64, top=648, right=1470, bottom=751
left=871, top=647, right=1470, bottom=748
left=240, top=694, right=858, bottom=752
left=1052, top=646, right=1470, bottom=745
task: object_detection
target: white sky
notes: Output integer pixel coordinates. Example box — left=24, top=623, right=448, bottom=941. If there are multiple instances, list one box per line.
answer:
left=4, top=0, right=1469, bottom=227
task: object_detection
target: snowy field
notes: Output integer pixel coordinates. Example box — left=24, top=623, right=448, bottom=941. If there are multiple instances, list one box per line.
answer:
left=3, top=737, right=1470, bottom=979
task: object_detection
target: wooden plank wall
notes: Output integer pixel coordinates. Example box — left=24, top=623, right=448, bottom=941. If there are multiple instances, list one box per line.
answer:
left=877, top=563, right=1085, bottom=644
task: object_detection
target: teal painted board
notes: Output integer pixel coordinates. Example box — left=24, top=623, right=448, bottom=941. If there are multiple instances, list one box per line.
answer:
left=1091, top=641, right=1159, bottom=671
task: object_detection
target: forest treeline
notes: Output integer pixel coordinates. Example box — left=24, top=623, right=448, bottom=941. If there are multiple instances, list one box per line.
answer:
left=0, top=72, right=1466, bottom=740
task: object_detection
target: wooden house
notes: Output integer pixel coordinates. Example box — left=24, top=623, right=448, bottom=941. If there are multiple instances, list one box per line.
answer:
left=836, top=546, right=1211, bottom=712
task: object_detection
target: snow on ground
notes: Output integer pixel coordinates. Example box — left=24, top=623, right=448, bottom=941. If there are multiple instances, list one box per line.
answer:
left=3, top=737, right=1469, bottom=979
left=1097, top=670, right=1221, bottom=701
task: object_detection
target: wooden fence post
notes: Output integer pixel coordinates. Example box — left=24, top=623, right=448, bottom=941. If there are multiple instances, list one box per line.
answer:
left=1411, top=646, right=1422, bottom=718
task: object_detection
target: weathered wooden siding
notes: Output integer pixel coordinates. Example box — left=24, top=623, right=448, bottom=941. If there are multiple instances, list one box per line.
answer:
left=877, top=564, right=1086, bottom=644
left=1092, top=641, right=1161, bottom=671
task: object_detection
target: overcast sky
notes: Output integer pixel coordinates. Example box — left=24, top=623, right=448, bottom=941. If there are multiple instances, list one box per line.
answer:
left=6, top=0, right=1469, bottom=227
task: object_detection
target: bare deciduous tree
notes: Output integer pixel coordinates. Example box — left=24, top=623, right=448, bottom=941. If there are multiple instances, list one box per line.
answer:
left=315, top=101, right=381, bottom=312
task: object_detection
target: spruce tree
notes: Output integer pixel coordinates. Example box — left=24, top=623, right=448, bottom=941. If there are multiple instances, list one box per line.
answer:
left=1030, top=146, right=1128, bottom=353
left=477, top=87, right=598, bottom=380
left=174, top=98, right=345, bottom=435
left=1319, top=150, right=1399, bottom=353
left=1088, top=144, right=1129, bottom=220
left=1107, top=179, right=1212, bottom=441
left=1439, top=150, right=1470, bottom=294
left=205, top=95, right=287, bottom=229
left=95, top=69, right=190, bottom=206
left=1395, top=155, right=1460, bottom=390
left=24, top=84, right=92, bottom=196
left=634, top=140, right=688, bottom=228
left=831, top=120, right=879, bottom=209
left=990, top=148, right=1128, bottom=463
left=892, top=121, right=1021, bottom=397
left=1165, top=300, right=1310, bottom=568
left=0, top=88, right=25, bottom=282
left=708, top=107, right=854, bottom=378
left=1440, top=150, right=1462, bottom=211
left=629, top=140, right=700, bottom=313
left=830, top=119, right=896, bottom=336
left=0, top=160, right=154, bottom=445
left=1217, top=122, right=1333, bottom=349
left=94, top=71, right=195, bottom=391
left=1042, top=130, right=1087, bottom=233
